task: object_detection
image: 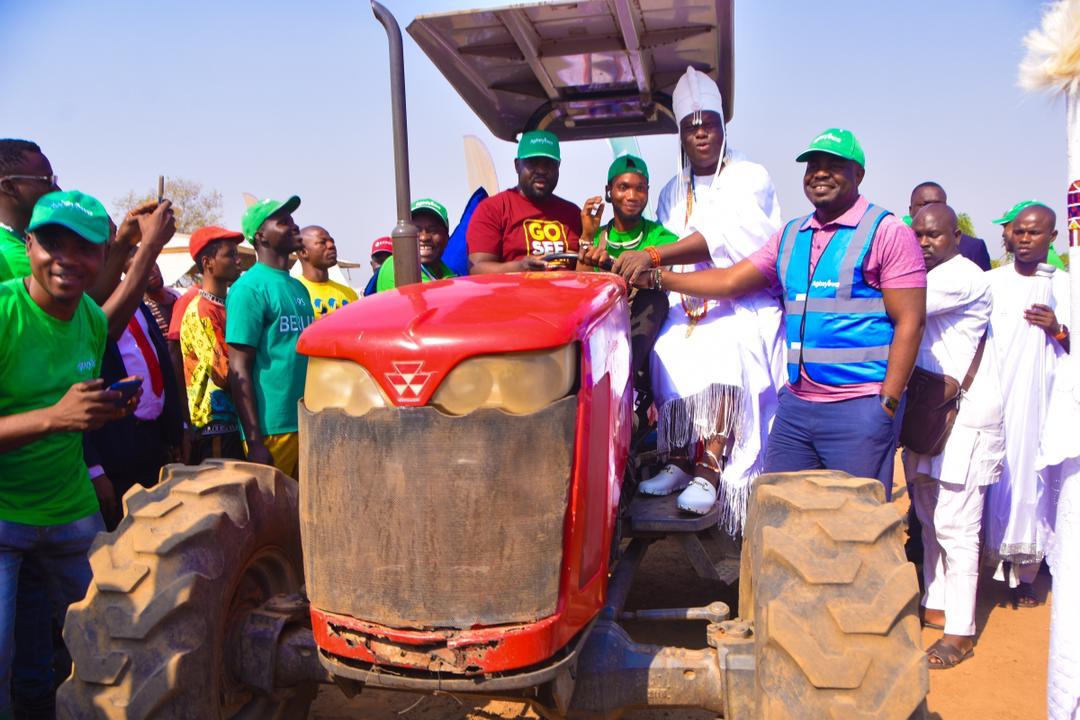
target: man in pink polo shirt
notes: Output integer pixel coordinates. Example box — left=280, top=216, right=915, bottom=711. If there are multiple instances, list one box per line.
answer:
left=625, top=128, right=926, bottom=497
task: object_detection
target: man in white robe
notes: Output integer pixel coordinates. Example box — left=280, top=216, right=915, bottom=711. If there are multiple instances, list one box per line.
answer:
left=984, top=203, right=1071, bottom=605
left=609, top=66, right=784, bottom=530
left=902, top=204, right=1002, bottom=669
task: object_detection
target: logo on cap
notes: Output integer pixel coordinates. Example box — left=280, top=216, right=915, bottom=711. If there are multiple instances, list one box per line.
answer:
left=385, top=361, right=433, bottom=401
left=816, top=133, right=843, bottom=144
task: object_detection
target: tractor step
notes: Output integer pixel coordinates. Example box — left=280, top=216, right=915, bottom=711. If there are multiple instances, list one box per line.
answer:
left=626, top=492, right=720, bottom=535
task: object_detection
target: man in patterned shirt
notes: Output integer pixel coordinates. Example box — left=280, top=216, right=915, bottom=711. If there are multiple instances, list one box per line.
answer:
left=179, top=226, right=245, bottom=462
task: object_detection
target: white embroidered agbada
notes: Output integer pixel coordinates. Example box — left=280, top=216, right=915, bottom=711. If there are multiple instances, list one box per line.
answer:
left=984, top=263, right=1071, bottom=580
left=649, top=68, right=785, bottom=532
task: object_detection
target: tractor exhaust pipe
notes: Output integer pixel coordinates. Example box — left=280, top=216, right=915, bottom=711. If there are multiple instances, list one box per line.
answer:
left=371, top=0, right=421, bottom=287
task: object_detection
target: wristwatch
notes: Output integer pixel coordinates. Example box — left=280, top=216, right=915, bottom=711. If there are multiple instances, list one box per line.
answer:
left=1054, top=325, right=1069, bottom=342
left=879, top=394, right=899, bottom=413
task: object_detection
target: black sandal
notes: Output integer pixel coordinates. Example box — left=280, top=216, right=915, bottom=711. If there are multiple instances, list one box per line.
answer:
left=1012, top=582, right=1039, bottom=608
left=927, top=638, right=973, bottom=670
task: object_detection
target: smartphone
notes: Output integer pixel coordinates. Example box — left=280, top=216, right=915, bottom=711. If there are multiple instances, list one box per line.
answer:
left=157, top=176, right=165, bottom=204
left=108, top=376, right=143, bottom=406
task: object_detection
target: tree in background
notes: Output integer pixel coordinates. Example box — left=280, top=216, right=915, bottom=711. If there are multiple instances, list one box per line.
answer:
left=957, top=212, right=977, bottom=237
left=114, top=178, right=223, bottom=234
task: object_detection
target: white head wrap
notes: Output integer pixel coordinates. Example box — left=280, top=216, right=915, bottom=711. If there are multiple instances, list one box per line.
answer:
left=672, top=66, right=725, bottom=123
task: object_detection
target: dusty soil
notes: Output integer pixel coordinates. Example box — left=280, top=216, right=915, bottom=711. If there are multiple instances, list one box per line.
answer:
left=310, top=480, right=1053, bottom=720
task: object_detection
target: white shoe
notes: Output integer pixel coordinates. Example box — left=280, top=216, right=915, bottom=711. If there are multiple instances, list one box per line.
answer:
left=677, top=477, right=718, bottom=515
left=638, top=464, right=692, bottom=496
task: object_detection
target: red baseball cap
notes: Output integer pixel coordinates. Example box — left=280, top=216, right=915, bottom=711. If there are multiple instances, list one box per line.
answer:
left=371, top=236, right=393, bottom=258
left=190, top=225, right=244, bottom=260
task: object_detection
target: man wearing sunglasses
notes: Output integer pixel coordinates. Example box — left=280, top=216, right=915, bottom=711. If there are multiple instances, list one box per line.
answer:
left=0, top=139, right=59, bottom=282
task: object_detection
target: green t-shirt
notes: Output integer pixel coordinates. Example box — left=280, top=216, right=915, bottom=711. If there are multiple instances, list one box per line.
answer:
left=591, top=219, right=677, bottom=265
left=0, top=225, right=31, bottom=282
left=376, top=256, right=457, bottom=292
left=0, top=279, right=105, bottom=525
left=224, top=263, right=314, bottom=436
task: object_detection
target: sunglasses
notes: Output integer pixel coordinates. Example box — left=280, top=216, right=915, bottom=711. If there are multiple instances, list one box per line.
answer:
left=0, top=174, right=58, bottom=186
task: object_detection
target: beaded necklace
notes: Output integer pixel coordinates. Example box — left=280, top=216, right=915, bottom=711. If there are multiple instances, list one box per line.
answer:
left=680, top=172, right=710, bottom=337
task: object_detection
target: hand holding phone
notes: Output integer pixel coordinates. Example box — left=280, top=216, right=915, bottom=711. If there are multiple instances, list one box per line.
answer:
left=108, top=376, right=143, bottom=407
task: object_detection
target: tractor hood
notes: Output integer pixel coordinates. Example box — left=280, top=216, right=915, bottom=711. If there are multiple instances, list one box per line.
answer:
left=407, top=0, right=733, bottom=142
left=297, top=272, right=624, bottom=400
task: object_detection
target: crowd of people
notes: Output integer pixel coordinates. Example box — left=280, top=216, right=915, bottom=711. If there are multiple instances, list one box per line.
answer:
left=0, top=61, right=1076, bottom=718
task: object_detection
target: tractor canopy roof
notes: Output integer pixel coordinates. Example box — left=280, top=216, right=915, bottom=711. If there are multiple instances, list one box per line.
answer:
left=407, top=0, right=733, bottom=142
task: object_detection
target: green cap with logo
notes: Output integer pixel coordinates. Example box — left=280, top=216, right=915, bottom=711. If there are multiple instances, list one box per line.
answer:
left=411, top=198, right=449, bottom=229
left=27, top=190, right=110, bottom=245
left=607, top=154, right=649, bottom=183
left=241, top=195, right=301, bottom=243
left=992, top=200, right=1044, bottom=225
left=517, top=130, right=561, bottom=162
left=796, top=128, right=866, bottom=168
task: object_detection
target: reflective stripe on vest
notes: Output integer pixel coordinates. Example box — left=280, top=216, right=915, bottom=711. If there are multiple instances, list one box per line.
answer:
left=776, top=204, right=894, bottom=386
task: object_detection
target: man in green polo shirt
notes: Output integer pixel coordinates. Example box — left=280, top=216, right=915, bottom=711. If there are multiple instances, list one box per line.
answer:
left=0, top=139, right=59, bottom=282
left=579, top=155, right=674, bottom=425
left=376, top=198, right=458, bottom=291
left=579, top=154, right=678, bottom=264
left=226, top=196, right=314, bottom=478
left=0, top=190, right=135, bottom=718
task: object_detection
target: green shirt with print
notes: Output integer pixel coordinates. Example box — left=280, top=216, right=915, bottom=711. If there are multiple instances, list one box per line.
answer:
left=0, top=225, right=31, bottom=281
left=591, top=218, right=677, bottom=267
left=0, top=279, right=105, bottom=525
left=375, top=256, right=457, bottom=292
left=225, top=263, right=314, bottom=436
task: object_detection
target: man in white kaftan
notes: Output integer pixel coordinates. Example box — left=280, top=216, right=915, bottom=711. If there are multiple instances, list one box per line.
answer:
left=984, top=204, right=1071, bottom=601
left=630, top=66, right=784, bottom=530
left=902, top=205, right=1002, bottom=668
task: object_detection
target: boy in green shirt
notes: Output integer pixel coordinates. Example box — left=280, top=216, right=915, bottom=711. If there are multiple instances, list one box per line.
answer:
left=376, top=199, right=457, bottom=291
left=226, top=196, right=314, bottom=478
left=578, top=155, right=674, bottom=424
left=0, top=190, right=135, bottom=718
left=0, top=139, right=59, bottom=283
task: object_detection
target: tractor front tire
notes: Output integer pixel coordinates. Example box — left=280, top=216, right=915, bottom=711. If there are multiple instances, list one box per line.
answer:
left=740, top=470, right=928, bottom=720
left=57, top=460, right=312, bottom=720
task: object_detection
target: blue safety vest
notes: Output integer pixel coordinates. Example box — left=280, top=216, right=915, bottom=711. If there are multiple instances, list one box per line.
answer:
left=776, top=205, right=894, bottom=386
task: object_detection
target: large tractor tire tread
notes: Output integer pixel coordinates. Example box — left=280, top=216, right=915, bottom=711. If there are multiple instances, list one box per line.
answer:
left=57, top=460, right=308, bottom=720
left=744, top=470, right=928, bottom=720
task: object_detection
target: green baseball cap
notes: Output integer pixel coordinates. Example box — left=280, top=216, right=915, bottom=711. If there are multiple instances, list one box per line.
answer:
left=796, top=128, right=866, bottom=168
left=27, top=190, right=110, bottom=245
left=411, top=198, right=449, bottom=229
left=517, top=130, right=561, bottom=162
left=992, top=200, right=1044, bottom=225
left=607, top=154, right=649, bottom=183
left=241, top=195, right=301, bottom=242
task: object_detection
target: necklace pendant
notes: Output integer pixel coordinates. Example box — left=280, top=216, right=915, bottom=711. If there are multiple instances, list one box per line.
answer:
left=685, top=316, right=698, bottom=338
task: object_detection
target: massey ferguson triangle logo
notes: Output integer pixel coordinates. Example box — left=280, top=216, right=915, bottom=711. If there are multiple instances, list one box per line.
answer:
left=385, top=361, right=433, bottom=401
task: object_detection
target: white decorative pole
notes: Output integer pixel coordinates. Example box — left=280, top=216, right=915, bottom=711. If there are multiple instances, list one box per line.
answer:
left=1021, top=0, right=1080, bottom=326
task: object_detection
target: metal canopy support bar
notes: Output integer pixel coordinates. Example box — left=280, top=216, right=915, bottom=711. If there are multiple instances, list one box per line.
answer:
left=610, top=0, right=652, bottom=97
left=497, top=8, right=561, bottom=102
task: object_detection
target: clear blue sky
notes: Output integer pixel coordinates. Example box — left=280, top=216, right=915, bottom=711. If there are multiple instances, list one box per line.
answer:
left=0, top=0, right=1066, bottom=279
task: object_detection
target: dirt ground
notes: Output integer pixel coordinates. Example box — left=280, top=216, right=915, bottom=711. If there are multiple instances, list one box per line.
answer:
left=310, top=481, right=1053, bottom=720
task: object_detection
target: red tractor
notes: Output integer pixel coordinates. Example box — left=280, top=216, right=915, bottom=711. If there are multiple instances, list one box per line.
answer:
left=58, top=2, right=928, bottom=718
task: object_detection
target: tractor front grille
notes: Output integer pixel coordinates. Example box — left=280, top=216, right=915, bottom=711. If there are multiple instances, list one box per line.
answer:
left=298, top=396, right=577, bottom=629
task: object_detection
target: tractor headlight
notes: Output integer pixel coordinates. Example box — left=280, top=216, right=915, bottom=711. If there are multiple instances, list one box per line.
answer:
left=305, top=357, right=388, bottom=417
left=431, top=344, right=577, bottom=416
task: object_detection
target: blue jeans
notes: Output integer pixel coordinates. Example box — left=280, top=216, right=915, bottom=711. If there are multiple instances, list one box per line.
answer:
left=0, top=514, right=103, bottom=716
left=763, top=389, right=905, bottom=500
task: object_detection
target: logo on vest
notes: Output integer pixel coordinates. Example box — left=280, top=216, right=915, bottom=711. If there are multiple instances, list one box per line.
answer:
left=384, top=361, right=433, bottom=401
left=810, top=279, right=840, bottom=290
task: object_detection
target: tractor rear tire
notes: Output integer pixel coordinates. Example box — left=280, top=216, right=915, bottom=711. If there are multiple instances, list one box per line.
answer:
left=740, top=470, right=928, bottom=720
left=57, top=460, right=312, bottom=720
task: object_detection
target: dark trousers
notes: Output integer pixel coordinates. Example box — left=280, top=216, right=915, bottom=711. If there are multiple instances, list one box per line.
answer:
left=763, top=388, right=905, bottom=500
left=188, top=431, right=244, bottom=465
left=628, top=288, right=669, bottom=397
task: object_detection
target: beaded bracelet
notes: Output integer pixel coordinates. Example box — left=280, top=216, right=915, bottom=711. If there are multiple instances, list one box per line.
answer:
left=654, top=267, right=663, bottom=291
left=646, top=246, right=662, bottom=268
